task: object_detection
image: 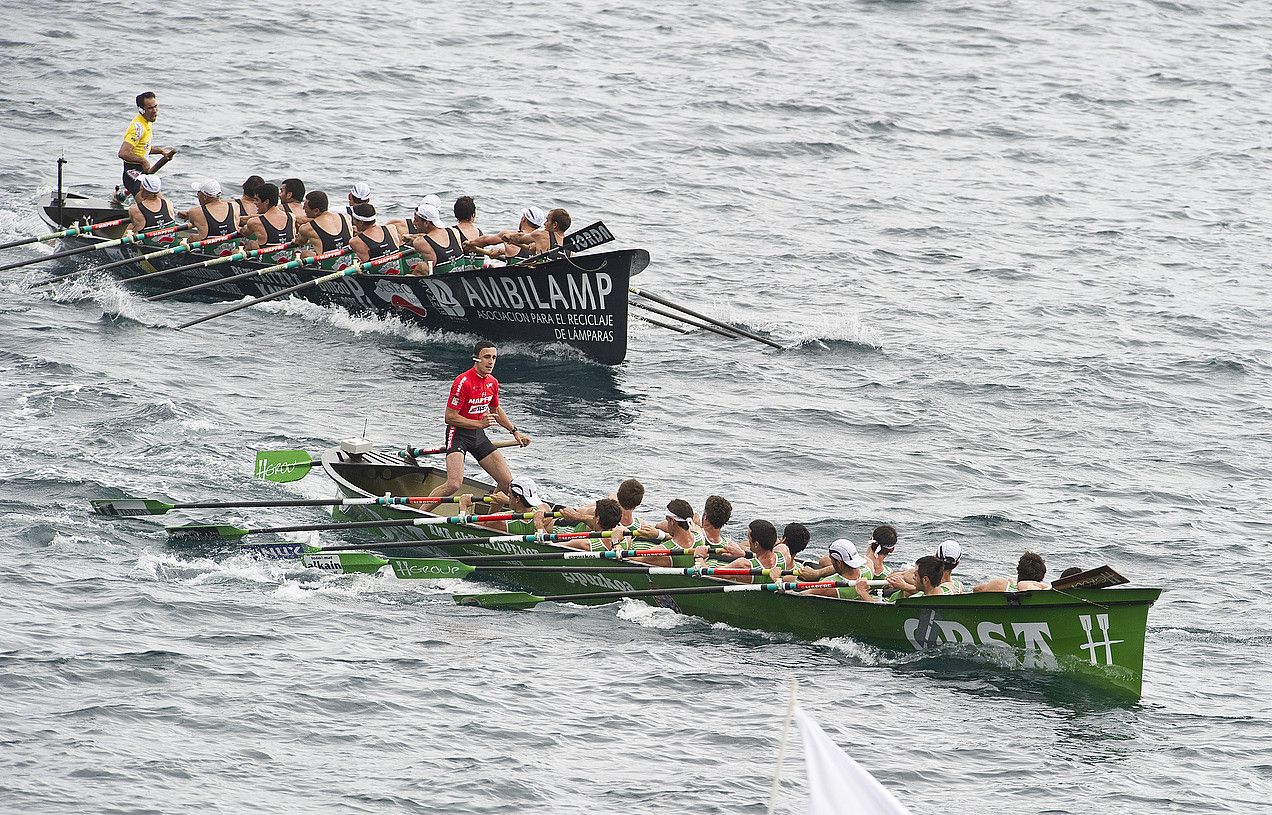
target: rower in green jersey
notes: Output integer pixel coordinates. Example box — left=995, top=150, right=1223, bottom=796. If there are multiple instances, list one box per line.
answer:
left=797, top=524, right=896, bottom=583
left=886, top=539, right=965, bottom=597
left=560, top=478, right=649, bottom=537
left=800, top=539, right=879, bottom=602
left=632, top=498, right=699, bottom=567
left=557, top=498, right=630, bottom=552
left=711, top=519, right=788, bottom=584
left=463, top=477, right=559, bottom=535
left=973, top=551, right=1051, bottom=593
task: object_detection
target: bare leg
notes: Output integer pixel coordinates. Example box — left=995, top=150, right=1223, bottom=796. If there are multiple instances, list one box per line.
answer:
left=477, top=449, right=514, bottom=496
left=421, top=451, right=467, bottom=512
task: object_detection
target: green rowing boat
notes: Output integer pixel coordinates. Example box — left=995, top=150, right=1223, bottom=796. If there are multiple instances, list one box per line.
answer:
left=308, top=446, right=1161, bottom=700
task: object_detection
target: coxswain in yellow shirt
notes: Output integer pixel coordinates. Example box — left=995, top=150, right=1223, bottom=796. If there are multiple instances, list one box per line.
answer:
left=116, top=91, right=175, bottom=201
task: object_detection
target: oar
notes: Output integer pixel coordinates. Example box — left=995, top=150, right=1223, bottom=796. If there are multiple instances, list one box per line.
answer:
left=177, top=249, right=415, bottom=330
left=0, top=222, right=190, bottom=274
left=456, top=579, right=871, bottom=610
left=141, top=241, right=298, bottom=299
left=629, top=298, right=741, bottom=340
left=385, top=557, right=801, bottom=581
left=155, top=246, right=350, bottom=301
left=629, top=286, right=784, bottom=350
left=633, top=313, right=691, bottom=334
left=91, top=492, right=503, bottom=517
left=167, top=508, right=570, bottom=541
left=252, top=439, right=518, bottom=483
left=0, top=217, right=130, bottom=252
left=41, top=232, right=241, bottom=286
left=304, top=529, right=668, bottom=555
left=298, top=546, right=719, bottom=575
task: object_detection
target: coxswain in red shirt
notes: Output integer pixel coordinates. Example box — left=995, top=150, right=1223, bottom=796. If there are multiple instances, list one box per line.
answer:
left=420, top=341, right=531, bottom=509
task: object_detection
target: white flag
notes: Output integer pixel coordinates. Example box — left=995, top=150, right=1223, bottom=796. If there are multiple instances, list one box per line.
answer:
left=796, top=708, right=912, bottom=815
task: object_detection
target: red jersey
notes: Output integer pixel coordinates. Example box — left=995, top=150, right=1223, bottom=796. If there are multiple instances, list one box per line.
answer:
left=448, top=368, right=499, bottom=421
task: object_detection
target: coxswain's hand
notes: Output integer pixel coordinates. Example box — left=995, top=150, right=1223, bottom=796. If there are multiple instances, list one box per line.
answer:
left=480, top=413, right=496, bottom=429
left=162, top=147, right=176, bottom=159
left=514, top=430, right=530, bottom=447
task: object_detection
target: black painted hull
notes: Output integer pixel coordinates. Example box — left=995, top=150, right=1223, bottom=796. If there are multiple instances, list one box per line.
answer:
left=39, top=193, right=642, bottom=365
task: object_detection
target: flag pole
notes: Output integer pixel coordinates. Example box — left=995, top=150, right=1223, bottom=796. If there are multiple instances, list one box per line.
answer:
left=767, top=676, right=799, bottom=815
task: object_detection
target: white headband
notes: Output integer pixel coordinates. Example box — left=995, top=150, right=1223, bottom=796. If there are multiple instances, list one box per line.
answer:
left=350, top=210, right=377, bottom=223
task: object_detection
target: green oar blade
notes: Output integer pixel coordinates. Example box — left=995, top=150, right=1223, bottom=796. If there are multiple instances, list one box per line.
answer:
left=91, top=497, right=175, bottom=516
left=388, top=557, right=477, bottom=580
left=254, top=449, right=313, bottom=483
left=167, top=523, right=249, bottom=541
left=302, top=552, right=389, bottom=575
left=454, top=591, right=545, bottom=610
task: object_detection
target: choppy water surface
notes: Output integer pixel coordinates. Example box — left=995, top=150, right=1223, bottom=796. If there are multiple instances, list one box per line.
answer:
left=1, top=1, right=1270, bottom=812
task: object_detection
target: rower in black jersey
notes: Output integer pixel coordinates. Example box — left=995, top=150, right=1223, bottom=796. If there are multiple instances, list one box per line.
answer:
left=408, top=203, right=463, bottom=273
left=240, top=182, right=295, bottom=261
left=180, top=179, right=241, bottom=240
left=297, top=191, right=353, bottom=260
left=462, top=206, right=546, bottom=263
left=348, top=203, right=404, bottom=268
left=127, top=174, right=178, bottom=234
left=452, top=195, right=483, bottom=243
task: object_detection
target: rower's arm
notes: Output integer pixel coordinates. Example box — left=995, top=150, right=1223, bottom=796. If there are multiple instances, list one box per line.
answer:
left=464, top=234, right=503, bottom=249
left=240, top=218, right=263, bottom=250
left=127, top=205, right=145, bottom=233
left=350, top=236, right=370, bottom=264
left=296, top=223, right=319, bottom=258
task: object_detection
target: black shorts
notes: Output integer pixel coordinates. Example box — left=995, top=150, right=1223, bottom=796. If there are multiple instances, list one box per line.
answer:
left=122, top=165, right=143, bottom=195
left=445, top=426, right=497, bottom=461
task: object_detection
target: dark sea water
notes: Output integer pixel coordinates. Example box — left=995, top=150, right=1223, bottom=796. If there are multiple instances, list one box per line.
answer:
left=2, top=1, right=1270, bottom=812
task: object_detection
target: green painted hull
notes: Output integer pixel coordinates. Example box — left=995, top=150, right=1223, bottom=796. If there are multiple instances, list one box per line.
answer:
left=319, top=449, right=1161, bottom=699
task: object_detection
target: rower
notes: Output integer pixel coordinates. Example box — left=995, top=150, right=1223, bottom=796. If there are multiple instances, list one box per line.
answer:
left=462, top=477, right=554, bottom=535
left=280, top=178, right=308, bottom=221
left=179, top=179, right=240, bottom=240
left=462, top=206, right=546, bottom=262
left=236, top=175, right=265, bottom=227
left=801, top=540, right=878, bottom=602
left=348, top=204, right=404, bottom=265
left=780, top=522, right=811, bottom=562
left=557, top=498, right=630, bottom=552
left=886, top=539, right=961, bottom=596
left=560, top=478, right=648, bottom=535
left=127, top=175, right=176, bottom=233
left=240, top=182, right=295, bottom=257
left=117, top=91, right=175, bottom=201
left=697, top=495, right=733, bottom=551
left=799, top=523, right=894, bottom=582
left=408, top=204, right=463, bottom=274
left=297, top=191, right=352, bottom=259
left=452, top=195, right=482, bottom=243
left=973, top=551, right=1050, bottom=593
left=345, top=181, right=372, bottom=216
left=713, top=520, right=788, bottom=584
left=420, top=341, right=531, bottom=510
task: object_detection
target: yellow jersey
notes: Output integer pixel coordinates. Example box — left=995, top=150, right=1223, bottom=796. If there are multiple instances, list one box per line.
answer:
left=122, top=114, right=153, bottom=164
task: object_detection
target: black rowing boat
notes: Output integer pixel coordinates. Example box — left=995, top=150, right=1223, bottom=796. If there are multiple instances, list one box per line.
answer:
left=36, top=191, right=647, bottom=365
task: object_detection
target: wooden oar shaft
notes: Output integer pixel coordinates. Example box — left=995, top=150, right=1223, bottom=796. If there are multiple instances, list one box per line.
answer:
left=142, top=241, right=298, bottom=299
left=177, top=248, right=411, bottom=330
left=629, top=286, right=784, bottom=350
left=164, top=245, right=348, bottom=300
left=43, top=233, right=240, bottom=286
left=0, top=222, right=188, bottom=273
left=629, top=298, right=739, bottom=339
left=0, top=217, right=130, bottom=252
left=462, top=580, right=841, bottom=607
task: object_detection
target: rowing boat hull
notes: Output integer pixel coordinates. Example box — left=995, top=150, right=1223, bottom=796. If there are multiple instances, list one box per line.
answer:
left=317, top=449, right=1161, bottom=699
left=37, top=194, right=642, bottom=365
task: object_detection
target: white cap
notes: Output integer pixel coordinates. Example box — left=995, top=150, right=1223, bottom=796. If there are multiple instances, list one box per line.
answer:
left=509, top=477, right=542, bottom=506
left=139, top=174, right=162, bottom=193
left=415, top=203, right=442, bottom=224
left=191, top=179, right=222, bottom=197
left=422, top=194, right=442, bottom=209
left=937, top=540, right=961, bottom=565
left=828, top=539, right=866, bottom=569
left=350, top=182, right=372, bottom=201
left=521, top=206, right=546, bottom=228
